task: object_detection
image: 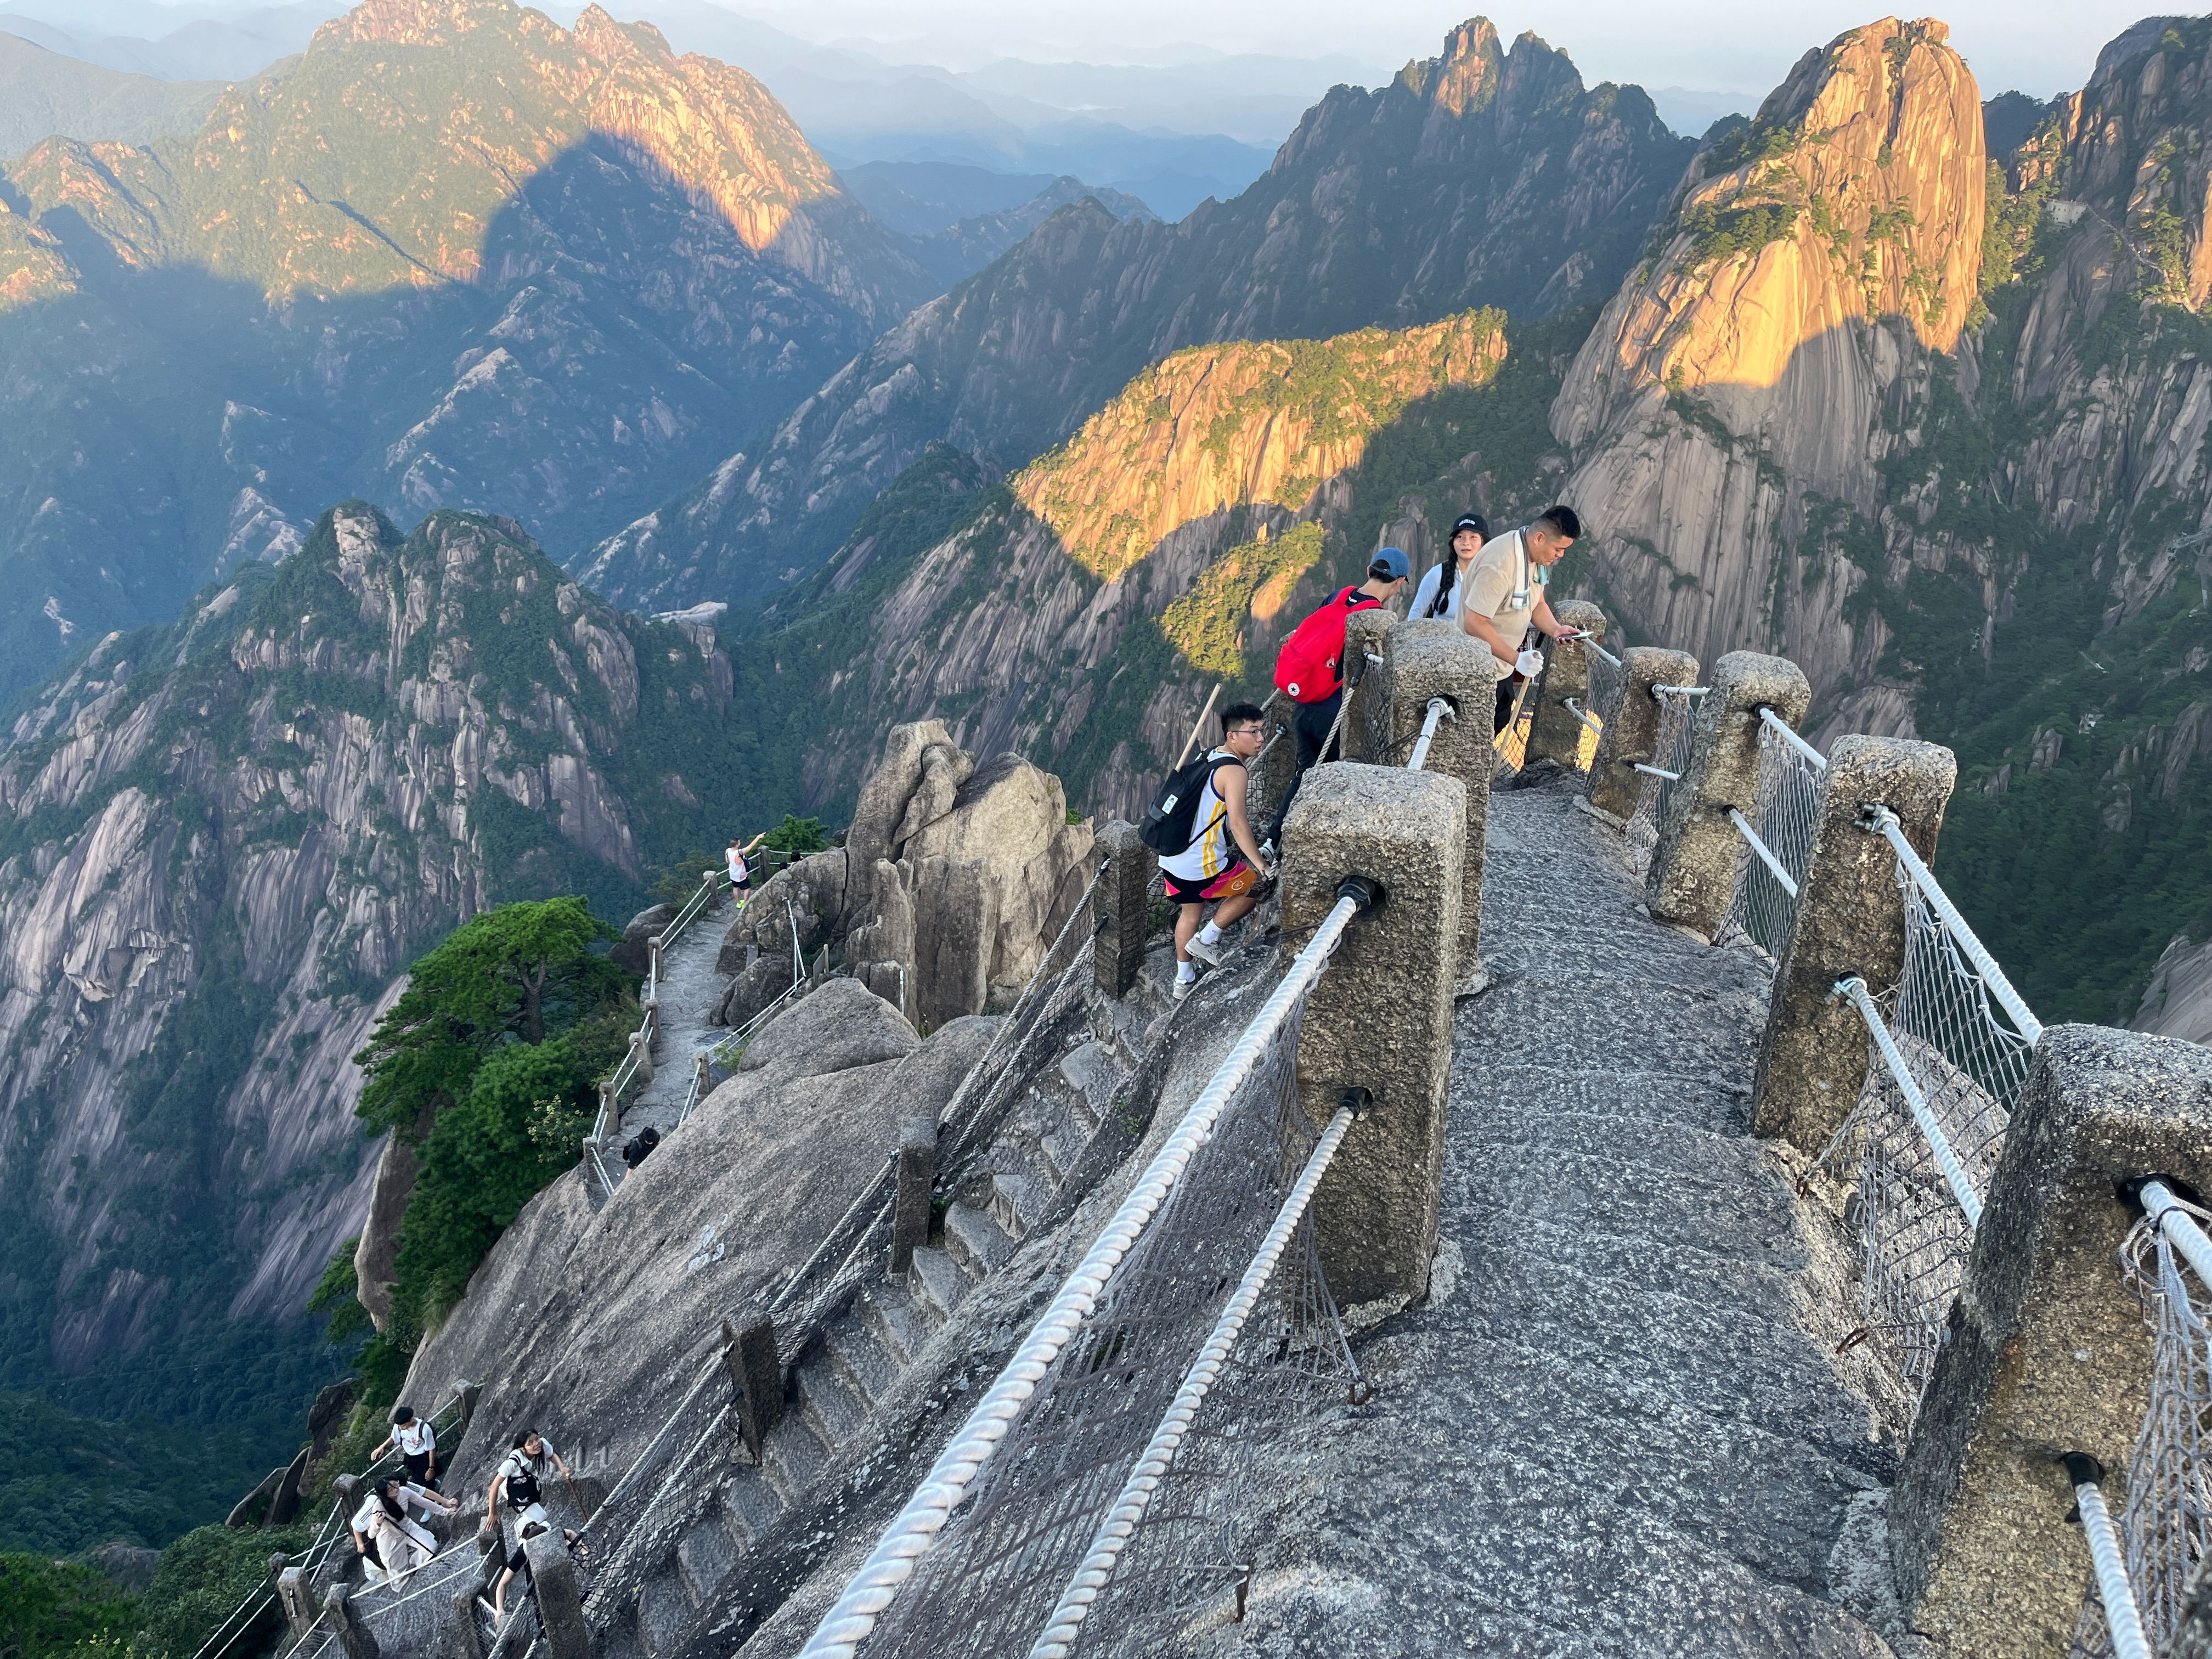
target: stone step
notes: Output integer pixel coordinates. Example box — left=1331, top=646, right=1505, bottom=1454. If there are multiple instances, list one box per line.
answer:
left=857, top=1278, right=928, bottom=1367
left=794, top=1353, right=866, bottom=1452
left=988, top=1162, right=1048, bottom=1240
left=823, top=1313, right=900, bottom=1410
left=1057, top=1039, right=1124, bottom=1132
left=907, top=1245, right=970, bottom=1324
left=759, top=1412, right=828, bottom=1507
left=674, top=1512, right=738, bottom=1606
left=941, top=1199, right=1015, bottom=1279
left=719, top=1469, right=783, bottom=1549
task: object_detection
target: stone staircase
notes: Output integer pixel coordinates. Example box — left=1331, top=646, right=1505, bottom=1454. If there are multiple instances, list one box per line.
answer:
left=605, top=950, right=1182, bottom=1658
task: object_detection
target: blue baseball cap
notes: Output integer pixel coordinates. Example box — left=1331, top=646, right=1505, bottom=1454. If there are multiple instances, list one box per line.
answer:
left=1369, top=546, right=1410, bottom=582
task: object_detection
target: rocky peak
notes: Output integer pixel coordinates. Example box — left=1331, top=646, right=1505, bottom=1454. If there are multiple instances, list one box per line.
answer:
left=1400, top=18, right=1503, bottom=118
left=310, top=0, right=518, bottom=50
left=2039, top=15, right=2212, bottom=308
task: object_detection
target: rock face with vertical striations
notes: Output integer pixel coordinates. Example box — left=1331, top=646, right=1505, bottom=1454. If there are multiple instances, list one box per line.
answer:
left=578, top=18, right=1692, bottom=614
left=0, top=500, right=768, bottom=1385
left=1551, top=18, right=1988, bottom=702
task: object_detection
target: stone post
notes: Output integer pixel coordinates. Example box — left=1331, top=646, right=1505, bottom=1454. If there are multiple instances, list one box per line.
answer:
left=1279, top=763, right=1464, bottom=1312
left=277, top=1565, right=318, bottom=1639
left=1893, top=1026, right=2212, bottom=1655
left=628, top=1028, right=654, bottom=1091
left=1645, top=651, right=1811, bottom=940
left=451, top=1585, right=486, bottom=1659
left=595, top=1080, right=616, bottom=1140
left=1339, top=607, right=1397, bottom=764
left=1251, top=699, right=1299, bottom=833
left=1093, top=820, right=1155, bottom=998
left=1376, top=628, right=1500, bottom=996
left=1750, top=736, right=1958, bottom=1154
left=1526, top=601, right=1607, bottom=771
left=889, top=1118, right=935, bottom=1277
left=722, top=1312, right=782, bottom=1463
left=521, top=1532, right=588, bottom=1659
left=458, top=1380, right=481, bottom=1436
left=325, top=1585, right=377, bottom=1659
left=1585, top=647, right=1701, bottom=821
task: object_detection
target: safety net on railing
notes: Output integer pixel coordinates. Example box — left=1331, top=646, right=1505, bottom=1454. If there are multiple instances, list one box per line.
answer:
left=2070, top=1186, right=2212, bottom=1658
left=799, top=890, right=1368, bottom=1659
left=1818, top=816, right=2038, bottom=1398
left=1625, top=687, right=1700, bottom=874
left=1719, top=709, right=1825, bottom=964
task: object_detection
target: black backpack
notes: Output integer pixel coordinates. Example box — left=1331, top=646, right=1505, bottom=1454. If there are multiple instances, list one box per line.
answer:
left=1141, top=753, right=1242, bottom=856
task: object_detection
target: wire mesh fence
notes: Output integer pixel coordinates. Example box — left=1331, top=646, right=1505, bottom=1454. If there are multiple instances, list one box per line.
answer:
left=1816, top=856, right=2034, bottom=1400
left=1575, top=642, right=1625, bottom=776
left=1718, top=715, right=1824, bottom=965
left=2071, top=1203, right=2212, bottom=1658
left=1625, top=689, right=1697, bottom=874
left=848, top=974, right=1357, bottom=1658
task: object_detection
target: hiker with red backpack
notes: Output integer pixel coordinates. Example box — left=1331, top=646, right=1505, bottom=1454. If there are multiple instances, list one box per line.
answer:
left=1143, top=702, right=1272, bottom=1000
left=1265, top=547, right=1411, bottom=840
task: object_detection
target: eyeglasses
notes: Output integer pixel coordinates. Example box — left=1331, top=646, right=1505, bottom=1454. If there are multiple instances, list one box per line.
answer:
left=1227, top=725, right=1265, bottom=737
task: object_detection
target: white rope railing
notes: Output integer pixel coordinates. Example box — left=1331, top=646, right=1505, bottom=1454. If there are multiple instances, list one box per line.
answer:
left=1406, top=697, right=1451, bottom=772
left=795, top=889, right=1370, bottom=1659
left=1759, top=705, right=1828, bottom=771
left=1024, top=1100, right=1359, bottom=1657
left=2067, top=1453, right=2154, bottom=1659
left=1727, top=808, right=1800, bottom=899
left=1834, top=976, right=1984, bottom=1227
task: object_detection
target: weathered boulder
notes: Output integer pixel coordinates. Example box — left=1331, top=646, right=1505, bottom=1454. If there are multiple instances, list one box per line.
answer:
left=611, top=902, right=676, bottom=975
left=352, top=1133, right=421, bottom=1333
left=903, top=752, right=1095, bottom=994
left=911, top=856, right=1000, bottom=1032
left=845, top=721, right=952, bottom=883
left=845, top=857, right=916, bottom=1024
left=402, top=981, right=999, bottom=1497
left=711, top=849, right=853, bottom=1023
left=891, top=742, right=975, bottom=848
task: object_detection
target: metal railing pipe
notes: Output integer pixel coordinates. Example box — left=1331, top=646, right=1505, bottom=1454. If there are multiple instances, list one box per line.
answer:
left=1865, top=808, right=2043, bottom=1045
left=2139, top=1178, right=2212, bottom=1286
left=1759, top=704, right=1829, bottom=771
left=2062, top=1453, right=2152, bottom=1659
left=1835, top=976, right=1983, bottom=1226
left=1728, top=808, right=1801, bottom=899
left=1405, top=697, right=1451, bottom=773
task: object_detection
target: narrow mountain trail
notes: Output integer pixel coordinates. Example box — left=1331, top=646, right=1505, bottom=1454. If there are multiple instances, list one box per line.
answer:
left=1228, top=771, right=1901, bottom=1655
left=623, top=893, right=745, bottom=1143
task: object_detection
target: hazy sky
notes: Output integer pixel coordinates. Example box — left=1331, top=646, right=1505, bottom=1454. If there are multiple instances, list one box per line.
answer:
left=740, top=1, right=2158, bottom=101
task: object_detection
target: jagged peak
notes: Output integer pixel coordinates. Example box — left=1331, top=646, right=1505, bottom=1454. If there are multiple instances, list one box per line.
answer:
left=1397, top=18, right=1504, bottom=115
left=2092, top=15, right=2199, bottom=83
left=570, top=3, right=676, bottom=69
left=310, top=0, right=537, bottom=52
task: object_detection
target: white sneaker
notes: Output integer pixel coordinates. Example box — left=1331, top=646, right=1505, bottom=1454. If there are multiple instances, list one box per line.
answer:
left=1186, top=936, right=1226, bottom=968
left=1172, top=973, right=1196, bottom=1000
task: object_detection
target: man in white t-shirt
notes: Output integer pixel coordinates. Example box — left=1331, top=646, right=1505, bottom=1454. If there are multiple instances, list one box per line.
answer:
left=371, top=1403, right=440, bottom=1491
left=1460, top=504, right=1584, bottom=732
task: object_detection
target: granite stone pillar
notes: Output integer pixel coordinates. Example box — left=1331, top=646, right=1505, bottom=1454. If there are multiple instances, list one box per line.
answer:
left=1379, top=629, right=1501, bottom=997
left=1585, top=647, right=1701, bottom=821
left=450, top=1585, right=486, bottom=1659
left=325, top=1585, right=377, bottom=1659
left=1092, top=820, right=1155, bottom=998
left=1646, top=651, right=1811, bottom=940
left=1279, top=764, right=1464, bottom=1312
left=1339, top=607, right=1397, bottom=764
left=723, top=1312, right=782, bottom=1463
left=1526, top=601, right=1607, bottom=770
left=1751, top=736, right=1958, bottom=1154
left=277, top=1565, right=318, bottom=1639
left=521, top=1532, right=588, bottom=1659
left=1894, top=1026, right=2212, bottom=1655
left=889, top=1117, right=935, bottom=1277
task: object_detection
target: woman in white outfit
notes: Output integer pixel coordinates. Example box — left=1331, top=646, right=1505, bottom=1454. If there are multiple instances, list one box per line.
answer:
left=352, top=1476, right=455, bottom=1581
left=1407, top=512, right=1487, bottom=625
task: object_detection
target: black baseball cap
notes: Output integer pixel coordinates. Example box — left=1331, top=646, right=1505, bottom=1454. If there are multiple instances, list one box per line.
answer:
left=1451, top=513, right=1488, bottom=539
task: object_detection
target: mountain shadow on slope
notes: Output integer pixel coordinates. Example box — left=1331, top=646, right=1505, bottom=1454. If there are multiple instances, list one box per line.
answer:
left=578, top=16, right=1695, bottom=616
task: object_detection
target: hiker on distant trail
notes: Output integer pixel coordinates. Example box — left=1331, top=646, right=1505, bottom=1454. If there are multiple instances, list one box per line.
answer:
left=371, top=1402, right=440, bottom=1491
left=727, top=831, right=767, bottom=903
left=1408, top=512, right=1487, bottom=626
left=622, top=1124, right=661, bottom=1169
left=1267, top=548, right=1410, bottom=838
left=1150, top=702, right=1272, bottom=1001
left=1459, top=505, right=1585, bottom=733
left=351, top=1475, right=454, bottom=1581
left=489, top=1430, right=588, bottom=1620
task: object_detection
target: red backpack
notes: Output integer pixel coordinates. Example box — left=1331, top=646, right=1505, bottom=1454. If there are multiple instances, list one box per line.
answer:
left=1273, top=587, right=1381, bottom=703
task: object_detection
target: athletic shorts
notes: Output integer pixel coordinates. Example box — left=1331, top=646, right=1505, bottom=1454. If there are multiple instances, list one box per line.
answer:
left=1163, top=859, right=1255, bottom=905
left=731, top=874, right=752, bottom=892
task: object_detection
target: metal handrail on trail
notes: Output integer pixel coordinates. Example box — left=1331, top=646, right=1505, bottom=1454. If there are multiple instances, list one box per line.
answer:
left=193, top=1388, right=471, bottom=1659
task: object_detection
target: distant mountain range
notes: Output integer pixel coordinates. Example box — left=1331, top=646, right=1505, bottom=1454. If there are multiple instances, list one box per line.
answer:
left=0, top=29, right=222, bottom=154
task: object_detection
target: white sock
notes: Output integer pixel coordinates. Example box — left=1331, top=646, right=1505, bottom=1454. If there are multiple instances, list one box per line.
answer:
left=1176, top=960, right=1197, bottom=983
left=1197, top=921, right=1222, bottom=946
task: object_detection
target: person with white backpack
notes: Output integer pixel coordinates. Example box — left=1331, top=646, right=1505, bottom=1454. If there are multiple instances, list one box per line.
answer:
left=489, top=1430, right=589, bottom=1620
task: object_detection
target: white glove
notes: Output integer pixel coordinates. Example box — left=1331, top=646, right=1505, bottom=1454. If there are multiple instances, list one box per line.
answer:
left=1515, top=648, right=1545, bottom=679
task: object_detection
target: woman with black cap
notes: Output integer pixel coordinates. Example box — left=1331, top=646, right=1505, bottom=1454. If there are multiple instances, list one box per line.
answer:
left=1409, top=513, right=1486, bottom=624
